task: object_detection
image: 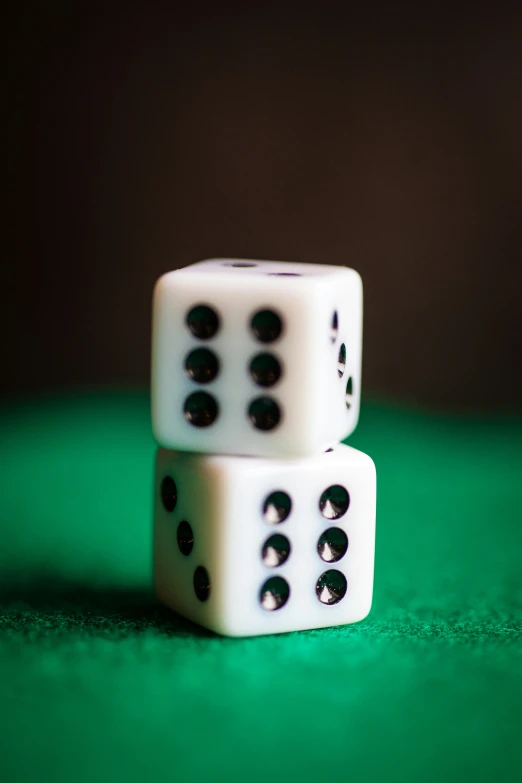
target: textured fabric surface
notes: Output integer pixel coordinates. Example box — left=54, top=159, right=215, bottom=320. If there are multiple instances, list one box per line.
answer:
left=0, top=394, right=521, bottom=783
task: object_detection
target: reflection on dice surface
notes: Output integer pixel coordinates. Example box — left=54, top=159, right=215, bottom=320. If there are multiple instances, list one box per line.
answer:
left=154, top=444, right=376, bottom=636
left=151, top=258, right=363, bottom=457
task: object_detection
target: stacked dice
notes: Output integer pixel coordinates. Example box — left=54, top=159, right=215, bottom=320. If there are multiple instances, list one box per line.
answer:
left=151, top=258, right=376, bottom=636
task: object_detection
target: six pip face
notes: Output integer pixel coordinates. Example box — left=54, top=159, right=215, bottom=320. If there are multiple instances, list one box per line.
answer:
left=252, top=483, right=353, bottom=614
left=182, top=302, right=285, bottom=432
left=151, top=259, right=363, bottom=457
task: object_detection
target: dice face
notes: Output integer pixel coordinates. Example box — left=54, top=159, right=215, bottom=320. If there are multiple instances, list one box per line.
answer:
left=151, top=258, right=362, bottom=457
left=154, top=444, right=376, bottom=637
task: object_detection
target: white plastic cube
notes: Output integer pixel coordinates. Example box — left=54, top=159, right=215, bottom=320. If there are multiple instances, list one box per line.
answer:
left=151, top=258, right=363, bottom=457
left=154, top=444, right=376, bottom=637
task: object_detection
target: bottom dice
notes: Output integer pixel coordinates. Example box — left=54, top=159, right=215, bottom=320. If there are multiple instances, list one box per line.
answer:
left=154, top=444, right=376, bottom=637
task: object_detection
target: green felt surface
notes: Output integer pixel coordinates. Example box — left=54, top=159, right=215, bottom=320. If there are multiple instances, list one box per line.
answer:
left=1, top=393, right=521, bottom=783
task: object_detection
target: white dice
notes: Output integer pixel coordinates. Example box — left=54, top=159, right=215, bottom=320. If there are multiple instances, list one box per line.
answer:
left=151, top=258, right=363, bottom=458
left=154, top=444, right=376, bottom=637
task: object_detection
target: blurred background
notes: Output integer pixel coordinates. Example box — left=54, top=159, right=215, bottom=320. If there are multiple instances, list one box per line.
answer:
left=5, top=2, right=522, bottom=409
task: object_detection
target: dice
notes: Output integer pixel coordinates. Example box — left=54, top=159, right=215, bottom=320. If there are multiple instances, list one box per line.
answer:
left=151, top=257, right=375, bottom=637
left=154, top=443, right=376, bottom=637
left=151, top=258, right=363, bottom=458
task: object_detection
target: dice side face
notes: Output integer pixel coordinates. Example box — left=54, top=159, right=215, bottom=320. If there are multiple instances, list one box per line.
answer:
left=217, top=444, right=376, bottom=637
left=315, top=267, right=363, bottom=446
left=154, top=449, right=229, bottom=630
left=151, top=259, right=363, bottom=457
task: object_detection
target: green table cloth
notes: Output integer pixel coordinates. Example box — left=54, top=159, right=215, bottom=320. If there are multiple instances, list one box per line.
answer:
left=1, top=393, right=521, bottom=782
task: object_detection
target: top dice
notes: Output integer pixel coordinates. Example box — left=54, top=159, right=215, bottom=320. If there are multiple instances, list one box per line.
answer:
left=151, top=258, right=363, bottom=457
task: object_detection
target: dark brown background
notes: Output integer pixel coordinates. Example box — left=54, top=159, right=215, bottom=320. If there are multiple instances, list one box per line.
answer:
left=5, top=3, right=522, bottom=408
